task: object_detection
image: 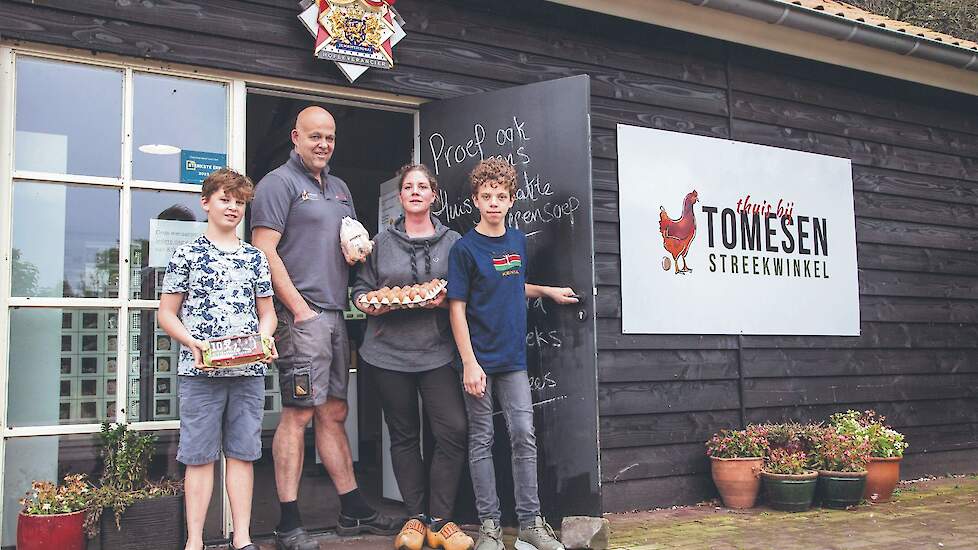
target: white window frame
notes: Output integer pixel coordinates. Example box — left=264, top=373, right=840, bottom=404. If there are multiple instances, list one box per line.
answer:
left=0, top=40, right=425, bottom=539
left=1, top=49, right=238, bottom=437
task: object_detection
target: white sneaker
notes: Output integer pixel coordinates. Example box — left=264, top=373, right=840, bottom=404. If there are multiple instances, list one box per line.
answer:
left=515, top=516, right=564, bottom=550
left=474, top=519, right=504, bottom=550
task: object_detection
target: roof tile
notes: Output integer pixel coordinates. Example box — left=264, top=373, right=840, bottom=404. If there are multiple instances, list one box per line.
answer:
left=776, top=0, right=978, bottom=52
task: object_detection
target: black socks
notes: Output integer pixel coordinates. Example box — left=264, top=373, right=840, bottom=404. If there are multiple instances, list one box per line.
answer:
left=338, top=488, right=375, bottom=519
left=278, top=500, right=302, bottom=533
left=281, top=490, right=375, bottom=530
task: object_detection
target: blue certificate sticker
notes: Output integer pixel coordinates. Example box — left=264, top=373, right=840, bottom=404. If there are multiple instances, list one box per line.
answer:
left=180, top=150, right=227, bottom=184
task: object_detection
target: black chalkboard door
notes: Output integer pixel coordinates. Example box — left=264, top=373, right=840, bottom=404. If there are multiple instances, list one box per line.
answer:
left=421, top=75, right=600, bottom=522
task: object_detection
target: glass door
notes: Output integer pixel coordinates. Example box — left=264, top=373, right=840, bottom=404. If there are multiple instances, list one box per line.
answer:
left=244, top=89, right=416, bottom=536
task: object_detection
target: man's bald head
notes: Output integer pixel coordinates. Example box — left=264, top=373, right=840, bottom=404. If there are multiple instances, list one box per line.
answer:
left=295, top=106, right=335, bottom=132
left=291, top=106, right=337, bottom=179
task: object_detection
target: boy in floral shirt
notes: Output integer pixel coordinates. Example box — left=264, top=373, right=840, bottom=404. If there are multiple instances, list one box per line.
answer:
left=159, top=168, right=278, bottom=550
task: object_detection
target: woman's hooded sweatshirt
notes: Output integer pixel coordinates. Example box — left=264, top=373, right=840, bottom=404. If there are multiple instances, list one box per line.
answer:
left=352, top=214, right=461, bottom=372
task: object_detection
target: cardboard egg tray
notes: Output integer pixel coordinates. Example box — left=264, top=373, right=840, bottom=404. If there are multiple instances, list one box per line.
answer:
left=357, top=278, right=447, bottom=310
left=203, top=333, right=273, bottom=368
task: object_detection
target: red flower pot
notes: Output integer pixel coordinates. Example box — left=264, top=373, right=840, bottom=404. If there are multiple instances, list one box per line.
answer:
left=710, top=457, right=763, bottom=509
left=864, top=456, right=901, bottom=503
left=17, top=510, right=87, bottom=550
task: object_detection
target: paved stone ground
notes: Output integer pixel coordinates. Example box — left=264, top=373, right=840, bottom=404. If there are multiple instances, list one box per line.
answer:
left=209, top=476, right=978, bottom=549
left=607, top=476, right=978, bottom=550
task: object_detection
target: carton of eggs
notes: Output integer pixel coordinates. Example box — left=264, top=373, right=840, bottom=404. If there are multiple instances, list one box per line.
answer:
left=358, top=278, right=448, bottom=310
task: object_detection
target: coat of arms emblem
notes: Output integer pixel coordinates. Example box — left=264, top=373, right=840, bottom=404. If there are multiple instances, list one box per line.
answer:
left=298, top=0, right=406, bottom=82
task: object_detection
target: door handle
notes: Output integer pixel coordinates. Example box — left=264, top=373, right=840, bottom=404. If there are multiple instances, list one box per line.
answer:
left=571, top=293, right=588, bottom=323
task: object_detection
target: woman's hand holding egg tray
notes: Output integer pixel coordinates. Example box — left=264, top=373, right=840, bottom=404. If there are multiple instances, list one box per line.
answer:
left=357, top=278, right=448, bottom=310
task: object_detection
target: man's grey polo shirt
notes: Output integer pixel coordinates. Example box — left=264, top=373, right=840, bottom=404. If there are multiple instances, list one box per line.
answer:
left=251, top=150, right=356, bottom=310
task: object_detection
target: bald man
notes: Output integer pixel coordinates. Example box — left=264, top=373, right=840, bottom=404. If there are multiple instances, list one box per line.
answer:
left=252, top=107, right=399, bottom=550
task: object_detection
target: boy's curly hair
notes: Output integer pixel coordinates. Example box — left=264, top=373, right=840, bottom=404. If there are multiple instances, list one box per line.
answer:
left=202, top=168, right=255, bottom=202
left=469, top=157, right=517, bottom=197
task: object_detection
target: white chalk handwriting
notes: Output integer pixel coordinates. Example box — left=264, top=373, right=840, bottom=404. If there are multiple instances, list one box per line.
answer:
left=527, top=326, right=562, bottom=348
left=528, top=371, right=558, bottom=391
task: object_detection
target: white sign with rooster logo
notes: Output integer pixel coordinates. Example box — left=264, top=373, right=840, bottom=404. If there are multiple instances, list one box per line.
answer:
left=616, top=124, right=860, bottom=335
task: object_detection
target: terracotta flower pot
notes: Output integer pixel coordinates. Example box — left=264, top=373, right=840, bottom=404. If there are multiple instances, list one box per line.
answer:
left=762, top=471, right=818, bottom=512
left=864, top=456, right=901, bottom=503
left=710, top=457, right=763, bottom=509
left=817, top=470, right=867, bottom=509
left=17, top=510, right=87, bottom=550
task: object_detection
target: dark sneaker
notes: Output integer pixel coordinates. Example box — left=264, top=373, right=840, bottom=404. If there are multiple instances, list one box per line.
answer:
left=273, top=526, right=318, bottom=550
left=336, top=511, right=402, bottom=536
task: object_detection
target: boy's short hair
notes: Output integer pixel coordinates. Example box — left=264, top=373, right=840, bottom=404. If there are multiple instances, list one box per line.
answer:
left=202, top=168, right=255, bottom=202
left=469, top=157, right=517, bottom=197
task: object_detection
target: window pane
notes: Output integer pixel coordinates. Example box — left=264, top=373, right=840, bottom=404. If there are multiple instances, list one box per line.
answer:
left=130, top=190, right=207, bottom=300
left=133, top=74, right=227, bottom=183
left=15, top=57, right=122, bottom=177
left=0, top=432, right=223, bottom=548
left=11, top=182, right=120, bottom=298
left=126, top=310, right=281, bottom=424
left=7, top=308, right=119, bottom=427
left=128, top=310, right=181, bottom=421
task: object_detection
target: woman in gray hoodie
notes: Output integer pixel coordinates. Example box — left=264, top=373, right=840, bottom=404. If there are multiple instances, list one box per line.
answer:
left=352, top=164, right=473, bottom=550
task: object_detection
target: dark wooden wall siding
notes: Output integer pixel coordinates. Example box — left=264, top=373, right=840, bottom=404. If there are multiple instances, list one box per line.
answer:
left=3, top=0, right=976, bottom=513
left=597, top=40, right=978, bottom=507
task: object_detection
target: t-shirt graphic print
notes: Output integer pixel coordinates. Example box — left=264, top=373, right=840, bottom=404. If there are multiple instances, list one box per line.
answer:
left=492, top=253, right=522, bottom=276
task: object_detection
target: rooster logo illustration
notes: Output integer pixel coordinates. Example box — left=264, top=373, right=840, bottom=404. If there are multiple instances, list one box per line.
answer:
left=659, top=190, right=699, bottom=274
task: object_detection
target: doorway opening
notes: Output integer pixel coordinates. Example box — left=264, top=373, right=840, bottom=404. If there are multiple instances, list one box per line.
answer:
left=244, top=89, right=415, bottom=536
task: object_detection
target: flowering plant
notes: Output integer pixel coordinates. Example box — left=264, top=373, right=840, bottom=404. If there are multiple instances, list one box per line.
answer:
left=19, top=474, right=93, bottom=515
left=706, top=425, right=769, bottom=458
left=763, top=449, right=812, bottom=475
left=811, top=428, right=871, bottom=472
left=761, top=422, right=823, bottom=456
left=829, top=410, right=908, bottom=458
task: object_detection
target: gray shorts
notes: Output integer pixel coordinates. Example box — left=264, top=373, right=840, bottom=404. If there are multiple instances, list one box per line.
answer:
left=274, top=302, right=350, bottom=407
left=176, top=375, right=264, bottom=465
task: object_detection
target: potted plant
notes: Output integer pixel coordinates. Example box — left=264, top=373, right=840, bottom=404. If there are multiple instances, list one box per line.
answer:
left=705, top=425, right=769, bottom=508
left=762, top=421, right=822, bottom=455
left=829, top=410, right=908, bottom=503
left=17, top=473, right=93, bottom=550
left=88, top=422, right=184, bottom=549
left=811, top=427, right=871, bottom=509
left=761, top=448, right=818, bottom=512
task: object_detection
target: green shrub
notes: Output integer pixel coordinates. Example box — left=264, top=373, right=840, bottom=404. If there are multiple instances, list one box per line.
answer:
left=86, top=422, right=182, bottom=535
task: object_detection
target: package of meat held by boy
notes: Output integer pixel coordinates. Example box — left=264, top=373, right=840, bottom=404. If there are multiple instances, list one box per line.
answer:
left=203, top=334, right=273, bottom=368
left=357, top=278, right=448, bottom=311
